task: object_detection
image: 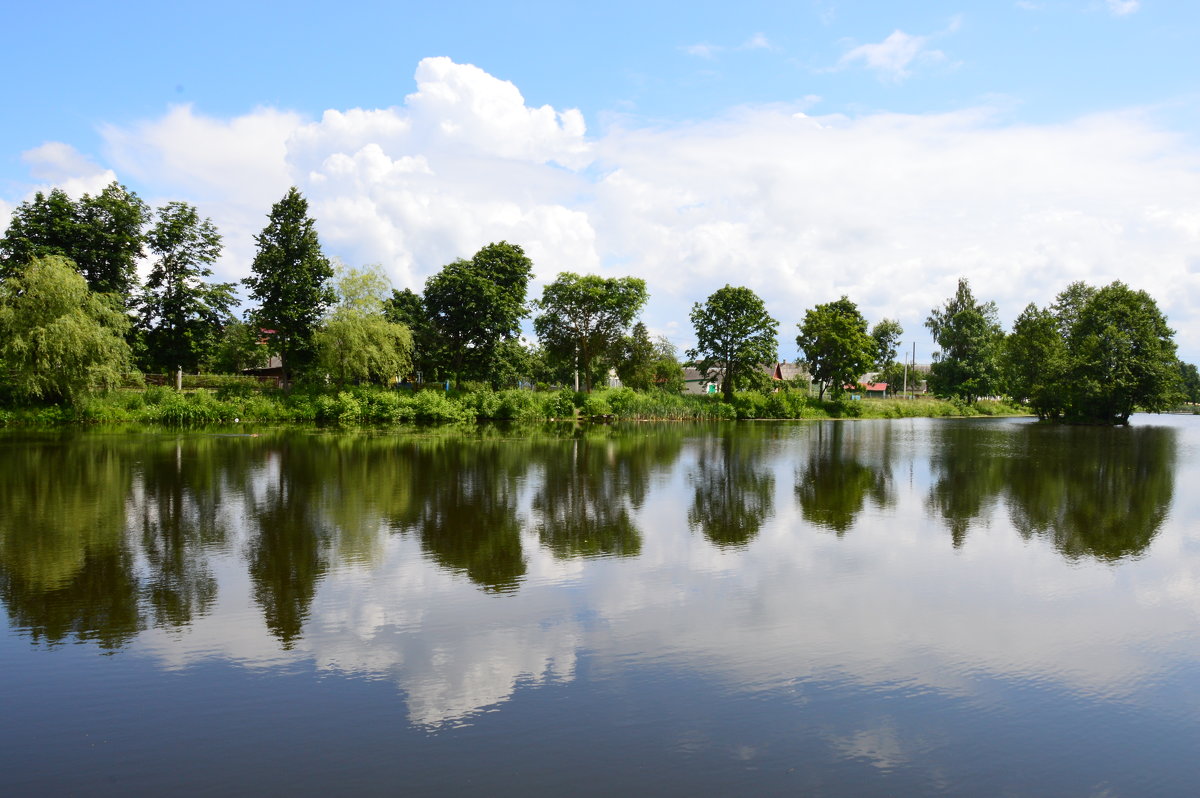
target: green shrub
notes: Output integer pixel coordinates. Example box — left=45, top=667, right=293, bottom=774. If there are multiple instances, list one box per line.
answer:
left=543, top=389, right=576, bottom=419
left=582, top=393, right=612, bottom=417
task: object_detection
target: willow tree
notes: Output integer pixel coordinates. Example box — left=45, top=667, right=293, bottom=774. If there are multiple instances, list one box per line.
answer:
left=0, top=255, right=132, bottom=403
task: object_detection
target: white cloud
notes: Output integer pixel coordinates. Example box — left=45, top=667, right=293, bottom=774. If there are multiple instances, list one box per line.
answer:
left=20, top=141, right=117, bottom=198
left=837, top=30, right=944, bottom=82
left=1107, top=0, right=1140, bottom=16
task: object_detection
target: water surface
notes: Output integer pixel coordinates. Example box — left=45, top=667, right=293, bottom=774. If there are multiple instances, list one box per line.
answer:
left=2, top=417, right=1199, bottom=796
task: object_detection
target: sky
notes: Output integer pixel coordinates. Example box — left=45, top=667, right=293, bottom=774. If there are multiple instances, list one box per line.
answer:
left=3, top=0, right=1200, bottom=363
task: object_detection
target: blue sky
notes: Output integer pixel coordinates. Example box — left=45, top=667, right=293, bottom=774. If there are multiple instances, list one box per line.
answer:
left=4, top=0, right=1200, bottom=362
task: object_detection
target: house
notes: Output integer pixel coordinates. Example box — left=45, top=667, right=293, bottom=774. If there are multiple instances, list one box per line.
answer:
left=682, top=366, right=721, bottom=395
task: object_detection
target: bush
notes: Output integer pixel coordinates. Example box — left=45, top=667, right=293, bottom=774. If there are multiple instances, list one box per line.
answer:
left=543, top=389, right=576, bottom=420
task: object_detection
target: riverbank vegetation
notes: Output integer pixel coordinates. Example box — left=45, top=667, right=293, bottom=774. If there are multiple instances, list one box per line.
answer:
left=0, top=181, right=1192, bottom=426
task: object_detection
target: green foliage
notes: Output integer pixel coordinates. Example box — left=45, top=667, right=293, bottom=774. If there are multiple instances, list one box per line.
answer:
left=424, top=241, right=532, bottom=386
left=1, top=183, right=150, bottom=298
left=137, top=202, right=236, bottom=373
left=1000, top=282, right=1181, bottom=424
left=1178, top=361, right=1200, bottom=404
left=317, top=311, right=413, bottom=387
left=204, top=321, right=270, bottom=373
left=1002, top=303, right=1066, bottom=420
left=925, top=278, right=1004, bottom=402
left=870, top=318, right=904, bottom=369
left=797, top=296, right=876, bottom=400
left=533, top=272, right=649, bottom=392
left=0, top=256, right=133, bottom=404
left=242, top=187, right=335, bottom=386
left=1065, top=282, right=1180, bottom=423
left=617, top=322, right=684, bottom=393
left=877, top=361, right=910, bottom=395
left=687, top=285, right=779, bottom=402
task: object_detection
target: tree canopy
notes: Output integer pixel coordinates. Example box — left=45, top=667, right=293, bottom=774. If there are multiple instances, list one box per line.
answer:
left=0, top=256, right=132, bottom=404
left=534, top=272, right=648, bottom=392
left=242, top=187, right=334, bottom=387
left=0, top=182, right=149, bottom=297
left=925, top=278, right=1004, bottom=402
left=617, top=322, right=684, bottom=392
left=796, top=296, right=876, bottom=400
left=316, top=265, right=413, bottom=387
left=688, top=285, right=778, bottom=402
left=424, top=241, right=532, bottom=386
left=1064, top=282, right=1179, bottom=423
left=138, top=202, right=236, bottom=374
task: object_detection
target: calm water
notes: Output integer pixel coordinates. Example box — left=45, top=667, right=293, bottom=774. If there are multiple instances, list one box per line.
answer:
left=2, top=417, right=1200, bottom=796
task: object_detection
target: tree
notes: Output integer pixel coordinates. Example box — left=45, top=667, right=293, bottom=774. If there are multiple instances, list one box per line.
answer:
left=384, top=287, right=440, bottom=384
left=617, top=322, right=684, bottom=392
left=1064, top=282, right=1180, bottom=423
left=1001, top=303, right=1066, bottom=420
left=242, top=187, right=334, bottom=388
left=0, top=256, right=132, bottom=403
left=204, top=321, right=269, bottom=374
left=315, top=264, right=413, bottom=387
left=1, top=182, right=149, bottom=298
left=687, top=285, right=778, bottom=402
left=925, top=278, right=1004, bottom=402
left=1178, top=361, right=1200, bottom=404
left=424, top=241, right=532, bottom=386
left=534, top=272, right=648, bottom=392
left=137, top=202, right=236, bottom=374
left=870, top=318, right=904, bottom=369
left=796, top=297, right=876, bottom=400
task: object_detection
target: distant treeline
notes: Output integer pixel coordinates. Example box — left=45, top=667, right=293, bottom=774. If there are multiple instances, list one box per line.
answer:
left=0, top=183, right=1192, bottom=424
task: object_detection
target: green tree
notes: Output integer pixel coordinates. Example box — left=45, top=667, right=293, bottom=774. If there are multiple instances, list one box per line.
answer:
left=1001, top=303, right=1067, bottom=420
left=1065, top=281, right=1180, bottom=424
left=0, top=188, right=78, bottom=278
left=315, top=265, right=413, bottom=387
left=384, top=287, right=440, bottom=384
left=424, top=241, right=532, bottom=386
left=242, top=187, right=334, bottom=388
left=0, top=255, right=132, bottom=404
left=137, top=202, right=236, bottom=374
left=204, top=321, right=269, bottom=374
left=1178, top=361, right=1200, bottom=404
left=687, top=285, right=779, bottom=402
left=1, top=182, right=149, bottom=298
left=925, top=278, right=1004, bottom=402
left=796, top=296, right=876, bottom=400
left=534, top=272, right=648, bottom=392
left=616, top=322, right=684, bottom=392
left=870, top=318, right=904, bottom=369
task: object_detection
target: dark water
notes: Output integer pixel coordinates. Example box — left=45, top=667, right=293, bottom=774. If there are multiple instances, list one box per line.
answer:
left=2, top=417, right=1199, bottom=796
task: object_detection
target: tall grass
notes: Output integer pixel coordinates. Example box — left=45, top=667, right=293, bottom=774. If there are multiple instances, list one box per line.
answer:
left=0, top=384, right=1028, bottom=428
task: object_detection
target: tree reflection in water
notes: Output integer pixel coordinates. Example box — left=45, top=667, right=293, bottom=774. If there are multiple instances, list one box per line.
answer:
left=531, top=427, right=682, bottom=559
left=925, top=424, right=1010, bottom=548
left=688, top=425, right=775, bottom=548
left=795, top=422, right=895, bottom=535
left=392, top=436, right=529, bottom=593
left=1005, top=424, right=1176, bottom=561
left=0, top=435, right=141, bottom=649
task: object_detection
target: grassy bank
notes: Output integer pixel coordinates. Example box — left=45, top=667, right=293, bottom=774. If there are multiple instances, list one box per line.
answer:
left=0, top=383, right=1029, bottom=427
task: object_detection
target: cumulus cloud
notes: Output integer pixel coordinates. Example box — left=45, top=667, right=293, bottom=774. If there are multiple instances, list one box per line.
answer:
left=7, top=56, right=1200, bottom=360
left=21, top=142, right=117, bottom=198
left=1107, top=0, right=1140, bottom=16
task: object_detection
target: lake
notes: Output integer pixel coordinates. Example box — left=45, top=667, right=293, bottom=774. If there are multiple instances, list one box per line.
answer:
left=2, top=417, right=1199, bottom=796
